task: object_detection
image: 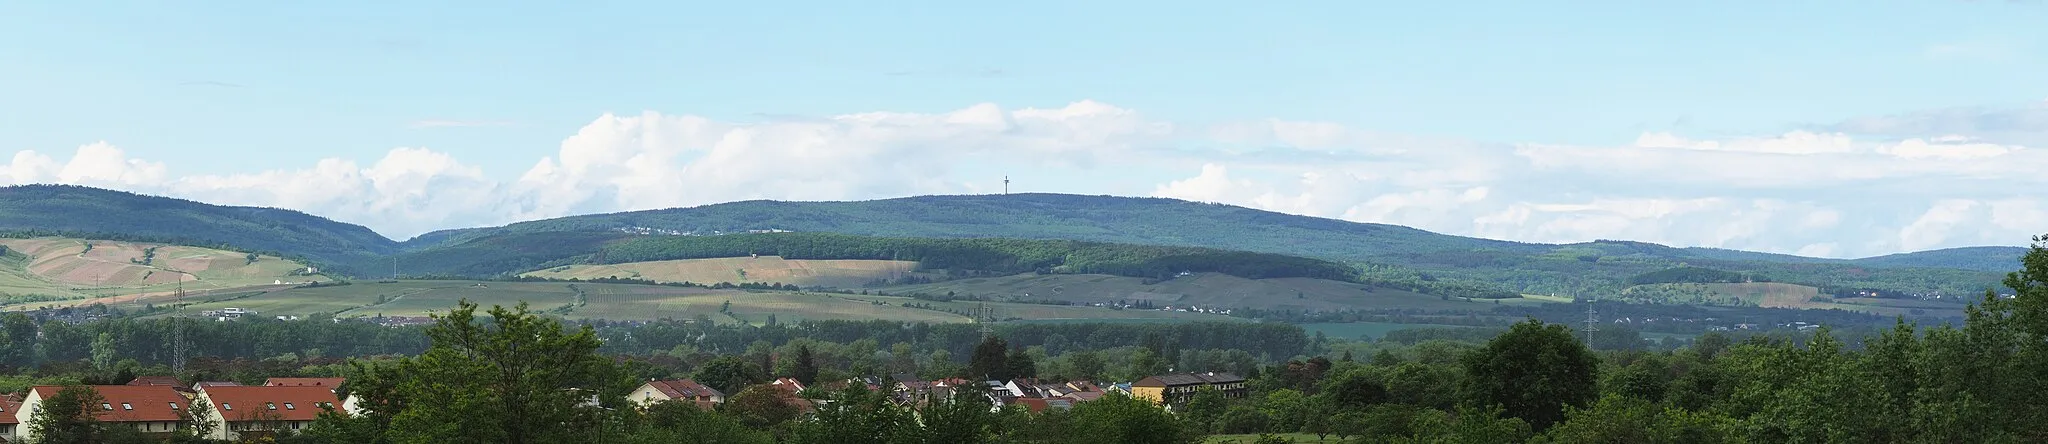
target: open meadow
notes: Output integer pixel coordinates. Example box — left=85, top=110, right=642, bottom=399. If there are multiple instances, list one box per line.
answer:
left=1701, top=282, right=1966, bottom=317
left=523, top=256, right=925, bottom=288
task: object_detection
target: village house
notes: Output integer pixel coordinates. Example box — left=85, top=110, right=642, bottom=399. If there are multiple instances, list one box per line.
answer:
left=195, top=385, right=343, bottom=441
left=193, top=381, right=242, bottom=391
left=264, top=377, right=345, bottom=388
left=14, top=385, right=190, bottom=442
left=1130, top=372, right=1247, bottom=408
left=126, top=376, right=186, bottom=388
left=628, top=379, right=725, bottom=409
left=770, top=377, right=807, bottom=393
left=0, top=395, right=21, bottom=442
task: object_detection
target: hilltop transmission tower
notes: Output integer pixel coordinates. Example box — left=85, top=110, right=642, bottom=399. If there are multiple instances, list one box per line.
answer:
left=1580, top=304, right=1600, bottom=348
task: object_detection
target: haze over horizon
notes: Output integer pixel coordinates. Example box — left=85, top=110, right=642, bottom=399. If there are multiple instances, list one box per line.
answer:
left=5, top=1, right=2046, bottom=258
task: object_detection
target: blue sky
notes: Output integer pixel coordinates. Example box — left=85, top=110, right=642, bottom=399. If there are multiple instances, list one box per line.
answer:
left=3, top=1, right=2047, bottom=257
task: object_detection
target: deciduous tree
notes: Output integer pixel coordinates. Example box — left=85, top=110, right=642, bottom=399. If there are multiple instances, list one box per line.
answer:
left=1462, top=319, right=1598, bottom=431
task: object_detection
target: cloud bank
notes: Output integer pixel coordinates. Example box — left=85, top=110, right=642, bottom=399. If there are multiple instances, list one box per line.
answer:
left=5, top=100, right=2045, bottom=258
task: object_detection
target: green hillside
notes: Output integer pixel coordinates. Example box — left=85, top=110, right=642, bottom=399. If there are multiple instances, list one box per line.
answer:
left=403, top=194, right=2008, bottom=300
left=0, top=185, right=398, bottom=263
left=0, top=187, right=2015, bottom=303
left=1845, top=246, right=2028, bottom=272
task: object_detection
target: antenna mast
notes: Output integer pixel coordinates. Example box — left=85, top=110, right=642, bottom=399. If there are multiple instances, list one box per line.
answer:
left=1581, top=304, right=1600, bottom=349
left=1003, top=176, right=1010, bottom=195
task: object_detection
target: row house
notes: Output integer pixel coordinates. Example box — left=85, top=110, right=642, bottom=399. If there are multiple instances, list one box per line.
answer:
left=1130, top=372, right=1247, bottom=408
left=14, top=385, right=190, bottom=442
left=195, top=385, right=343, bottom=441
left=265, top=378, right=346, bottom=388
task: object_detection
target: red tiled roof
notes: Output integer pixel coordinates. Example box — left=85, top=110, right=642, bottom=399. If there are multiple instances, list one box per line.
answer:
left=30, top=385, right=188, bottom=422
left=770, top=377, right=806, bottom=392
left=264, top=378, right=345, bottom=388
left=194, top=381, right=242, bottom=388
left=0, top=397, right=22, bottom=424
left=645, top=379, right=723, bottom=401
left=127, top=376, right=185, bottom=387
left=1012, top=397, right=1052, bottom=413
left=202, top=386, right=343, bottom=422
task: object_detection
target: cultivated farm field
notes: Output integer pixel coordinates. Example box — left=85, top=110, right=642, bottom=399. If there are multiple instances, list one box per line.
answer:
left=0, top=237, right=322, bottom=301
left=1699, top=282, right=1966, bottom=318
left=523, top=256, right=925, bottom=288
left=59, top=279, right=1222, bottom=325
left=880, top=272, right=1557, bottom=312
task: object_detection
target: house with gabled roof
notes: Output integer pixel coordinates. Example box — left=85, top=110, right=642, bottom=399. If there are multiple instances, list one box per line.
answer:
left=13, top=385, right=191, bottom=442
left=0, top=394, right=22, bottom=442
left=629, top=379, right=725, bottom=409
left=192, top=381, right=241, bottom=392
left=264, top=377, right=345, bottom=388
left=126, top=376, right=186, bottom=388
left=1131, top=372, right=1247, bottom=408
left=195, top=385, right=343, bottom=441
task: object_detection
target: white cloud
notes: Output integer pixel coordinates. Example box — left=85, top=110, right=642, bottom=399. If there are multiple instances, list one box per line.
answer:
left=1634, top=130, right=1855, bottom=154
left=5, top=100, right=2045, bottom=257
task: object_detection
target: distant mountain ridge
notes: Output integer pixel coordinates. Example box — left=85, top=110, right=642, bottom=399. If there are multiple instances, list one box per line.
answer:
left=0, top=186, right=2026, bottom=298
left=419, top=193, right=2027, bottom=270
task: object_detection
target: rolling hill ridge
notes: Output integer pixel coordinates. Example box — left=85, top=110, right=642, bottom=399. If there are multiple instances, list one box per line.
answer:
left=0, top=185, right=2025, bottom=303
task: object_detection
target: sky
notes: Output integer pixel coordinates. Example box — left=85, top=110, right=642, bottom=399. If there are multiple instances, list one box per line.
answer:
left=3, top=1, right=2047, bottom=258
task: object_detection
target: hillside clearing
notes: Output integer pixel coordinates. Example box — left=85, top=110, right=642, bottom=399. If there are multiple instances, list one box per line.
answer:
left=0, top=237, right=322, bottom=301
left=523, top=256, right=924, bottom=288
left=1622, top=282, right=1968, bottom=318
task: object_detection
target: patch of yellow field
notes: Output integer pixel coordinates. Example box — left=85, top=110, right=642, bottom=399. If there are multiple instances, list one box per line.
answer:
left=524, top=256, right=923, bottom=288
left=1701, top=282, right=1823, bottom=308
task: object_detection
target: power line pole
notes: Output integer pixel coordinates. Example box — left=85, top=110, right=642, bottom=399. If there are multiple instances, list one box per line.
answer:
left=172, top=280, right=187, bottom=375
left=978, top=297, right=994, bottom=338
left=1581, top=304, right=1600, bottom=349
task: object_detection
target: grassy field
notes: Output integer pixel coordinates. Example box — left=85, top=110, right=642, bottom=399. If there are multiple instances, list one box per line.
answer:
left=523, top=256, right=925, bottom=288
left=1696, top=283, right=1967, bottom=318
left=1300, top=322, right=1485, bottom=340
left=881, top=272, right=1556, bottom=312
left=0, top=237, right=322, bottom=301
left=27, top=279, right=1236, bottom=325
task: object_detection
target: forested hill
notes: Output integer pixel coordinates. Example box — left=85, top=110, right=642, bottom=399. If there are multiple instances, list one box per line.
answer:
left=596, top=232, right=1363, bottom=281
left=405, top=193, right=2017, bottom=298
left=1844, top=246, right=2033, bottom=272
left=0, top=185, right=399, bottom=261
left=407, top=193, right=1538, bottom=256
